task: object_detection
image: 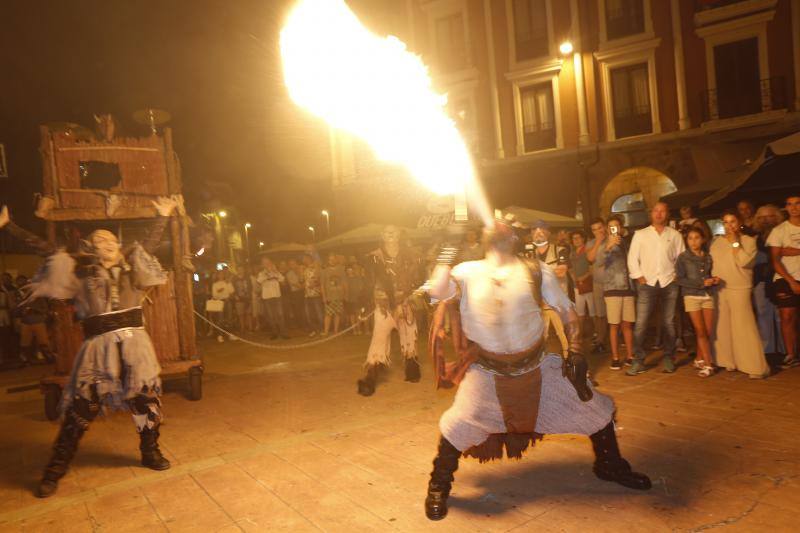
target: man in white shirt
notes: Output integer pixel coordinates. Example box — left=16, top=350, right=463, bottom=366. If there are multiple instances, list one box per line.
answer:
left=768, top=195, right=800, bottom=368
left=626, top=202, right=685, bottom=375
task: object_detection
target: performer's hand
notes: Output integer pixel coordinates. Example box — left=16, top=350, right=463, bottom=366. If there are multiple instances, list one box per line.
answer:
left=0, top=206, right=9, bottom=229
left=152, top=196, right=177, bottom=217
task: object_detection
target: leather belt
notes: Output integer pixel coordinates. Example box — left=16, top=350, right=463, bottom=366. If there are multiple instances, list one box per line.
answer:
left=83, top=308, right=143, bottom=338
left=470, top=340, right=544, bottom=377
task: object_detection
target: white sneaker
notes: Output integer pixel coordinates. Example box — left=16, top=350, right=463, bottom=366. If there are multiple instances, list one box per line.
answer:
left=216, top=335, right=225, bottom=343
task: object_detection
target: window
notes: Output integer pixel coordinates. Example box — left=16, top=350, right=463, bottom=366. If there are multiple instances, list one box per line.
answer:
left=605, top=0, right=645, bottom=40
left=512, top=0, right=549, bottom=61
left=435, top=13, right=468, bottom=72
left=713, top=38, right=761, bottom=119
left=610, top=63, right=652, bottom=138
left=520, top=83, right=556, bottom=152
left=611, top=192, right=649, bottom=227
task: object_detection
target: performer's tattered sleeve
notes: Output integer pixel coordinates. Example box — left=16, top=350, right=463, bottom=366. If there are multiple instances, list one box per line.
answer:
left=139, top=216, right=169, bottom=255
left=129, top=244, right=168, bottom=288
left=433, top=262, right=469, bottom=302
left=4, top=221, right=56, bottom=256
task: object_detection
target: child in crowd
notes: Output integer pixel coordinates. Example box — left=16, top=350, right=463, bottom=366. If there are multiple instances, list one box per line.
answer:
left=676, top=228, right=719, bottom=377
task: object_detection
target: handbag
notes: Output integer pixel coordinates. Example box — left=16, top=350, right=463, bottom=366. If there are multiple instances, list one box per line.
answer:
left=576, top=277, right=593, bottom=294
left=205, top=299, right=224, bottom=313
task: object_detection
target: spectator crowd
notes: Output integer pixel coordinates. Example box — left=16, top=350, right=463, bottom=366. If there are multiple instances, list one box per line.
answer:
left=2, top=194, right=798, bottom=384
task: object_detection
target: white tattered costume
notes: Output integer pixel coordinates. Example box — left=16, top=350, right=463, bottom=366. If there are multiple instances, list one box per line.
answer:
left=435, top=258, right=614, bottom=460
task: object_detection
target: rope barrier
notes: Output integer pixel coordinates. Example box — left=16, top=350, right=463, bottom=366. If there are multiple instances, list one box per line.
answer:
left=193, top=309, right=375, bottom=351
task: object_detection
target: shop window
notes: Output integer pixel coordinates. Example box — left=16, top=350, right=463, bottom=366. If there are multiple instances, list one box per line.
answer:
left=611, top=191, right=649, bottom=227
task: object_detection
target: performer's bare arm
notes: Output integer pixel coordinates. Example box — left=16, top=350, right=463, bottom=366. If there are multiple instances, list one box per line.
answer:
left=0, top=206, right=56, bottom=256
left=429, top=264, right=454, bottom=301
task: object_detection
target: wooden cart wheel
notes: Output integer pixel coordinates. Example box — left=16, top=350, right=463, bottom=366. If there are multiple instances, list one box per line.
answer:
left=44, top=384, right=61, bottom=421
left=188, top=367, right=203, bottom=401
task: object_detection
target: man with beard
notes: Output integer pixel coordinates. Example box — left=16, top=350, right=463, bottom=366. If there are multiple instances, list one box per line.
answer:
left=424, top=220, right=650, bottom=520
left=357, top=225, right=424, bottom=396
left=529, top=220, right=569, bottom=355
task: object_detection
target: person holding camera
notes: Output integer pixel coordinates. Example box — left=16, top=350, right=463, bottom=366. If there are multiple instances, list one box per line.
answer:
left=711, top=210, right=769, bottom=379
left=602, top=216, right=635, bottom=370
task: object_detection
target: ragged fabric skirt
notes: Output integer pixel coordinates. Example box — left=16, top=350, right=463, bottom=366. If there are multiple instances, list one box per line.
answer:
left=439, top=354, right=615, bottom=461
left=61, top=327, right=162, bottom=413
left=365, top=304, right=418, bottom=365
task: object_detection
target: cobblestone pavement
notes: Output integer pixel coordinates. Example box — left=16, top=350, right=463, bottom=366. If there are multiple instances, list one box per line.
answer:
left=0, top=331, right=798, bottom=532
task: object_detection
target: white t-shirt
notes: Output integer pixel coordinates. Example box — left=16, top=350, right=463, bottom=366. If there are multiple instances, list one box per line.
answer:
left=211, top=280, right=234, bottom=300
left=448, top=259, right=572, bottom=354
left=766, top=220, right=800, bottom=281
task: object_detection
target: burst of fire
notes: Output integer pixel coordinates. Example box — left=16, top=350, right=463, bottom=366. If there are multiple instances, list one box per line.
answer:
left=280, top=0, right=491, bottom=224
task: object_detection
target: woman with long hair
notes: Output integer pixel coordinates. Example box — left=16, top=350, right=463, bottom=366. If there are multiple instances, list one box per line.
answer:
left=676, top=228, right=719, bottom=377
left=710, top=210, right=770, bottom=379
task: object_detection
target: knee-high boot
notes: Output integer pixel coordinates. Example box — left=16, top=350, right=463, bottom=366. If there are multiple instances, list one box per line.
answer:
left=139, top=425, right=171, bottom=471
left=589, top=422, right=651, bottom=490
left=425, top=436, right=461, bottom=521
left=357, top=363, right=381, bottom=396
left=404, top=357, right=421, bottom=383
left=37, top=401, right=97, bottom=498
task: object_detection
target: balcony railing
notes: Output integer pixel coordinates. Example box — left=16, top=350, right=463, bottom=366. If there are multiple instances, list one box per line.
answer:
left=701, top=76, right=786, bottom=122
left=694, top=0, right=748, bottom=11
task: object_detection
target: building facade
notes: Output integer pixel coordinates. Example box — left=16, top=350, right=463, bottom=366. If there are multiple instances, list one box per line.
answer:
left=331, top=0, right=800, bottom=226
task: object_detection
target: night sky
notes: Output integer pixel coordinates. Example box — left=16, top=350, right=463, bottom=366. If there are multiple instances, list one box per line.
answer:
left=0, top=0, right=332, bottom=243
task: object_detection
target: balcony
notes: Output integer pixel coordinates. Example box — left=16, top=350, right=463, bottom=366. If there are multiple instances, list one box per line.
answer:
left=701, top=76, right=786, bottom=123
left=694, top=0, right=749, bottom=11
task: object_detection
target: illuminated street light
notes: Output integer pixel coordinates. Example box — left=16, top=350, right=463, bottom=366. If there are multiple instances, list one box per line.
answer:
left=218, top=210, right=227, bottom=218
left=308, top=225, right=316, bottom=241
left=259, top=241, right=265, bottom=247
left=321, top=209, right=330, bottom=235
left=243, top=223, right=252, bottom=263
left=559, top=41, right=574, bottom=56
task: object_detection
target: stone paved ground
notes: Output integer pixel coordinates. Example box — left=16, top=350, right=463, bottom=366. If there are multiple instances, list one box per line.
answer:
left=1, top=331, right=799, bottom=532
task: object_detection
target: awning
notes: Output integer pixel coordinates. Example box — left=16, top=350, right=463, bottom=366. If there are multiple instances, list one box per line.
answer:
left=260, top=242, right=312, bottom=255
left=700, top=131, right=800, bottom=209
left=502, top=206, right=583, bottom=228
left=660, top=173, right=731, bottom=209
left=315, top=223, right=434, bottom=250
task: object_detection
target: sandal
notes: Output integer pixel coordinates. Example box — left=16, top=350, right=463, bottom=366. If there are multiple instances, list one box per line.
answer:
left=781, top=356, right=800, bottom=369
left=692, top=359, right=705, bottom=370
left=698, top=365, right=715, bottom=378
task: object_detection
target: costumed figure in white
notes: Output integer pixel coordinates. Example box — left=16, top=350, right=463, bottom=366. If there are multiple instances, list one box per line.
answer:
left=0, top=197, right=178, bottom=498
left=357, top=225, right=424, bottom=396
left=423, top=220, right=651, bottom=521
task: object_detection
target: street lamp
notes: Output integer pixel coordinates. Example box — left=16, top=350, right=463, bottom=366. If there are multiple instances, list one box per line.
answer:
left=218, top=210, right=227, bottom=218
left=321, top=209, right=330, bottom=235
left=243, top=223, right=252, bottom=263
left=559, top=41, right=574, bottom=56
left=259, top=241, right=265, bottom=248
left=308, top=225, right=316, bottom=241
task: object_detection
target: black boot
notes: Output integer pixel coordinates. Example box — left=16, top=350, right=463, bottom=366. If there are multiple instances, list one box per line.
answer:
left=37, top=406, right=93, bottom=498
left=357, top=364, right=380, bottom=396
left=140, top=426, right=171, bottom=471
left=404, top=358, right=421, bottom=383
left=425, top=436, right=461, bottom=521
left=589, top=422, right=651, bottom=490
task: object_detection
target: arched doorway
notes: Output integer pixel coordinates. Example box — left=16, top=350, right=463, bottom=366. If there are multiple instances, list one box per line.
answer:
left=599, top=167, right=676, bottom=228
